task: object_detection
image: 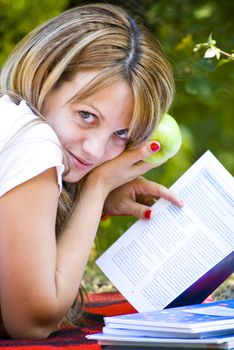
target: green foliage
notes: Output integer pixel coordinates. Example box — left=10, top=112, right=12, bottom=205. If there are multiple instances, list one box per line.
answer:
left=0, top=0, right=67, bottom=65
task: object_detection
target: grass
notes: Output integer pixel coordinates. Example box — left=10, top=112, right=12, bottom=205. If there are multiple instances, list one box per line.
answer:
left=212, top=274, right=234, bottom=300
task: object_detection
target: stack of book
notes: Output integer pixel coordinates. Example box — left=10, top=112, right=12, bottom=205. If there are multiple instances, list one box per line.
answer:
left=87, top=299, right=234, bottom=348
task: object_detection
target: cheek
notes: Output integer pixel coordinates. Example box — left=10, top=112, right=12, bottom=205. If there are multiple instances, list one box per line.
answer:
left=55, top=124, right=80, bottom=147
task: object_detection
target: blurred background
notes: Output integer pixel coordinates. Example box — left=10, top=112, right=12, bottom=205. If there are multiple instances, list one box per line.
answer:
left=1, top=0, right=233, bottom=296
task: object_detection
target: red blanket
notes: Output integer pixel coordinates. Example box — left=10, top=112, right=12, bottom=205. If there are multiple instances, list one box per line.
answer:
left=0, top=292, right=136, bottom=349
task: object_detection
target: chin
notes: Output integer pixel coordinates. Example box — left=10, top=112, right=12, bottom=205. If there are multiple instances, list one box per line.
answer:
left=62, top=168, right=91, bottom=184
left=62, top=173, right=83, bottom=184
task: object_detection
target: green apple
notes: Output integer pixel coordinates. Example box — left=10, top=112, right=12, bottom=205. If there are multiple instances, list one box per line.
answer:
left=145, top=113, right=182, bottom=164
left=99, top=217, right=112, bottom=228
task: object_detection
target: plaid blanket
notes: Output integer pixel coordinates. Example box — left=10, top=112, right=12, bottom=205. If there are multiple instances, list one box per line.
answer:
left=0, top=292, right=136, bottom=349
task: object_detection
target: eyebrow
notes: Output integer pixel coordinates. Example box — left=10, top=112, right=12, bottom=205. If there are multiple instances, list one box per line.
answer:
left=79, top=101, right=129, bottom=132
left=85, top=102, right=105, bottom=121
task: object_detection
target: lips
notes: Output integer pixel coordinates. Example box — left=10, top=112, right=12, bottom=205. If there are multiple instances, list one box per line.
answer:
left=67, top=151, right=94, bottom=169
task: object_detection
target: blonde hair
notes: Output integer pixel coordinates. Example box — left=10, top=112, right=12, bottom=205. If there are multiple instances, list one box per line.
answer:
left=0, top=2, right=174, bottom=325
left=0, top=3, right=174, bottom=147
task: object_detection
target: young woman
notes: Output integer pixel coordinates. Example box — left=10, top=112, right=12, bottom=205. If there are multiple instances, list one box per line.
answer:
left=0, top=3, right=183, bottom=339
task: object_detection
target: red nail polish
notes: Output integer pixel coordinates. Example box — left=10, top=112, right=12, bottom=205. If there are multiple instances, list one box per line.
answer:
left=150, top=141, right=161, bottom=153
left=144, top=210, right=152, bottom=219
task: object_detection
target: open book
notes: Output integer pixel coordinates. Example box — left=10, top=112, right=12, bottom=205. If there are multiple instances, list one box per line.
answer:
left=96, top=150, right=234, bottom=311
left=87, top=151, right=234, bottom=348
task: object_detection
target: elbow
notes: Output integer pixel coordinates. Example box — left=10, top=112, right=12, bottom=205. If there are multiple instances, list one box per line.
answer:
left=1, top=293, right=68, bottom=340
left=8, top=326, right=55, bottom=341
left=5, top=321, right=58, bottom=340
left=2, top=305, right=61, bottom=340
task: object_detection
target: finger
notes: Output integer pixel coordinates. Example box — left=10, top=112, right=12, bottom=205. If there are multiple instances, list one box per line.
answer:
left=132, top=177, right=184, bottom=208
left=147, top=182, right=184, bottom=208
left=137, top=194, right=156, bottom=206
left=123, top=141, right=161, bottom=166
left=120, top=143, right=163, bottom=179
left=123, top=199, right=154, bottom=220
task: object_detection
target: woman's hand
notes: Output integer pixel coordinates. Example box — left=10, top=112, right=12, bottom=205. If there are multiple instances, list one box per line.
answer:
left=86, top=142, right=164, bottom=196
left=102, top=176, right=184, bottom=220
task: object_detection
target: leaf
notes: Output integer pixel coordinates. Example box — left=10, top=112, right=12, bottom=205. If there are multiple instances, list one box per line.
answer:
left=207, top=33, right=216, bottom=45
left=217, top=59, right=230, bottom=67
left=193, top=42, right=209, bottom=52
left=175, top=34, right=193, bottom=52
left=215, top=50, right=221, bottom=60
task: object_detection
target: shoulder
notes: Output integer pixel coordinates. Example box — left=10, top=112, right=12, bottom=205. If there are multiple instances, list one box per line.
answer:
left=0, top=95, right=65, bottom=196
left=0, top=94, right=60, bottom=145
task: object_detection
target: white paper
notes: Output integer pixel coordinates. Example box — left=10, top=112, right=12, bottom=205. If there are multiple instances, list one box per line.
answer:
left=96, top=151, right=234, bottom=312
left=87, top=332, right=234, bottom=349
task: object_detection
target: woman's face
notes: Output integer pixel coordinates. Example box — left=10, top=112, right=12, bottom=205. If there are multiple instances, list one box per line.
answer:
left=41, top=71, right=134, bottom=183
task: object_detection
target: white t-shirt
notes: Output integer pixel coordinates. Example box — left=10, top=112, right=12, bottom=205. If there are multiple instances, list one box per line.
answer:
left=0, top=95, right=64, bottom=197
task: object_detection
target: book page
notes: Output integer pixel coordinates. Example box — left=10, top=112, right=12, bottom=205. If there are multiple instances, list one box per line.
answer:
left=96, top=151, right=234, bottom=312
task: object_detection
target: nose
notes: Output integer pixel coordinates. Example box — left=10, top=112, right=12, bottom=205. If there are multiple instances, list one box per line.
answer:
left=82, top=134, right=108, bottom=163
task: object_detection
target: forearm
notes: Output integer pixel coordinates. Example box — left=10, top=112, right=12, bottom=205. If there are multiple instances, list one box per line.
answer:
left=50, top=145, right=160, bottom=318
left=54, top=178, right=107, bottom=316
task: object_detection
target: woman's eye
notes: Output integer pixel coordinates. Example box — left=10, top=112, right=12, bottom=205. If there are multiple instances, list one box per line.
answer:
left=79, top=111, right=96, bottom=125
left=114, top=129, right=128, bottom=140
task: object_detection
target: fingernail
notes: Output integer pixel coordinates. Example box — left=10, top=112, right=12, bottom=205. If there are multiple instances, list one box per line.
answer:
left=150, top=141, right=161, bottom=153
left=144, top=210, right=152, bottom=220
left=179, top=199, right=184, bottom=207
